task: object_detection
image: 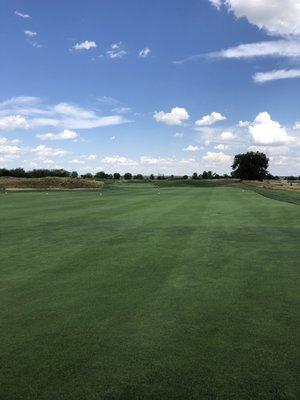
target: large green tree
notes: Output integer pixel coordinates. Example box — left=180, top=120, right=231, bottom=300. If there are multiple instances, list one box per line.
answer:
left=232, top=151, right=269, bottom=180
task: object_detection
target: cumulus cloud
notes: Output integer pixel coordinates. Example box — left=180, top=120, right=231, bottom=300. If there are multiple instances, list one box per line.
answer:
left=0, top=115, right=30, bottom=130
left=238, top=120, right=250, bottom=127
left=154, top=107, right=189, bottom=126
left=209, top=0, right=222, bottom=10
left=101, top=155, right=138, bottom=166
left=32, top=145, right=69, bottom=157
left=195, top=112, right=226, bottom=126
left=174, top=132, right=184, bottom=137
left=73, top=40, right=97, bottom=51
left=106, top=42, right=127, bottom=59
left=0, top=144, right=21, bottom=156
left=183, top=145, right=200, bottom=152
left=24, top=30, right=37, bottom=37
left=214, top=143, right=228, bottom=150
left=249, top=112, right=295, bottom=145
left=15, top=11, right=31, bottom=19
left=253, top=69, right=300, bottom=83
left=220, top=131, right=236, bottom=140
left=203, top=151, right=231, bottom=164
left=36, top=129, right=78, bottom=141
left=138, top=48, right=151, bottom=58
left=210, top=0, right=300, bottom=36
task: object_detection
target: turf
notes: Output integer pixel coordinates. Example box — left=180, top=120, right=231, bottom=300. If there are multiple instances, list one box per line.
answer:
left=0, top=186, right=299, bottom=400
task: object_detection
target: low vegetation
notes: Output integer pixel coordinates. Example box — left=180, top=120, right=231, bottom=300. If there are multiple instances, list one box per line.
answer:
left=0, top=176, right=103, bottom=190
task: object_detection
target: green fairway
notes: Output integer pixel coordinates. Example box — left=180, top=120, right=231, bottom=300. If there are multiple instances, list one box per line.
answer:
left=1, top=186, right=299, bottom=399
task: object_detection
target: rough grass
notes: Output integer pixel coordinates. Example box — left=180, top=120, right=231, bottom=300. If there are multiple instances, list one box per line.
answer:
left=0, top=176, right=103, bottom=190
left=0, top=186, right=299, bottom=400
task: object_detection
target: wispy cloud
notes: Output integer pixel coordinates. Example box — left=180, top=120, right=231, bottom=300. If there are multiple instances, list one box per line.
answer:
left=106, top=42, right=127, bottom=59
left=0, top=96, right=130, bottom=131
left=253, top=69, right=300, bottom=83
left=24, top=30, right=37, bottom=37
left=15, top=11, right=31, bottom=19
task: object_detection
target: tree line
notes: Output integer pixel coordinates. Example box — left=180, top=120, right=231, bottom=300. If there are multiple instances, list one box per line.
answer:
left=0, top=152, right=299, bottom=181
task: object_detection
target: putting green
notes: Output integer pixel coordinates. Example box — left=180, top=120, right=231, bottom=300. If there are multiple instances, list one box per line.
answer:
left=1, top=186, right=299, bottom=399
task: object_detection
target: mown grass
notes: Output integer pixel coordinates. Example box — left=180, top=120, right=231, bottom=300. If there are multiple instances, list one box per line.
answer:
left=0, top=185, right=299, bottom=399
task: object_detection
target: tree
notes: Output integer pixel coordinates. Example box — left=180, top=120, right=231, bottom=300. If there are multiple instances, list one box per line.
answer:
left=134, top=174, right=143, bottom=180
left=113, top=173, right=121, bottom=180
left=192, top=172, right=198, bottom=180
left=124, top=172, right=132, bottom=180
left=81, top=173, right=93, bottom=179
left=149, top=174, right=155, bottom=180
left=202, top=171, right=213, bottom=179
left=71, top=171, right=78, bottom=178
left=95, top=171, right=106, bottom=180
left=182, top=175, right=188, bottom=180
left=232, top=151, right=269, bottom=180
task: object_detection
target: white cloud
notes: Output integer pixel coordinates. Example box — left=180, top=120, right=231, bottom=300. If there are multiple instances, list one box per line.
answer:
left=106, top=42, right=127, bottom=59
left=209, top=0, right=222, bottom=10
left=174, top=132, right=184, bottom=137
left=220, top=131, right=236, bottom=140
left=253, top=69, right=300, bottom=83
left=0, top=96, right=40, bottom=108
left=238, top=120, right=250, bottom=127
left=112, top=107, right=131, bottom=114
left=183, top=145, right=200, bottom=152
left=140, top=156, right=173, bottom=165
left=24, top=30, right=37, bottom=37
left=110, top=136, right=116, bottom=140
left=101, top=155, right=138, bottom=166
left=203, top=151, right=231, bottom=164
left=214, top=143, right=228, bottom=150
left=70, top=159, right=85, bottom=165
left=0, top=98, right=129, bottom=131
left=81, top=154, right=97, bottom=160
left=154, top=107, right=189, bottom=126
left=209, top=40, right=300, bottom=59
left=294, top=122, right=300, bottom=130
left=42, top=159, right=55, bottom=165
left=0, top=115, right=30, bottom=130
left=0, top=144, right=21, bottom=155
left=36, top=129, right=78, bottom=141
left=213, top=0, right=300, bottom=37
left=195, top=112, right=226, bottom=126
left=15, top=11, right=31, bottom=19
left=54, top=103, right=95, bottom=119
left=138, top=48, right=151, bottom=58
left=32, top=145, right=69, bottom=157
left=73, top=40, right=97, bottom=51
left=249, top=112, right=295, bottom=145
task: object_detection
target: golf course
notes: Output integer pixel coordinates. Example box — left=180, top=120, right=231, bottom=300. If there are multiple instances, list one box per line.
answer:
left=1, top=183, right=299, bottom=400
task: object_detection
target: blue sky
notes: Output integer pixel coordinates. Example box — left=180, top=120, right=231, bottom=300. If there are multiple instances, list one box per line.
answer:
left=0, top=0, right=299, bottom=175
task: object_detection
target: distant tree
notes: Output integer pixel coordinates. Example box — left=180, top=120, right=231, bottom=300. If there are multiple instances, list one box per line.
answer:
left=95, top=171, right=106, bottom=180
left=202, top=171, right=213, bottom=179
left=71, top=171, right=78, bottom=178
left=182, top=175, right=188, bottom=180
left=169, top=174, right=174, bottom=180
left=10, top=168, right=27, bottom=177
left=113, top=173, right=121, bottom=180
left=105, top=174, right=113, bottom=179
left=0, top=168, right=10, bottom=177
left=232, top=151, right=269, bottom=181
left=124, top=172, right=132, bottom=180
left=192, top=172, right=198, bottom=180
left=81, top=173, right=93, bottom=179
left=134, top=174, right=143, bottom=180
left=149, top=174, right=155, bottom=180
